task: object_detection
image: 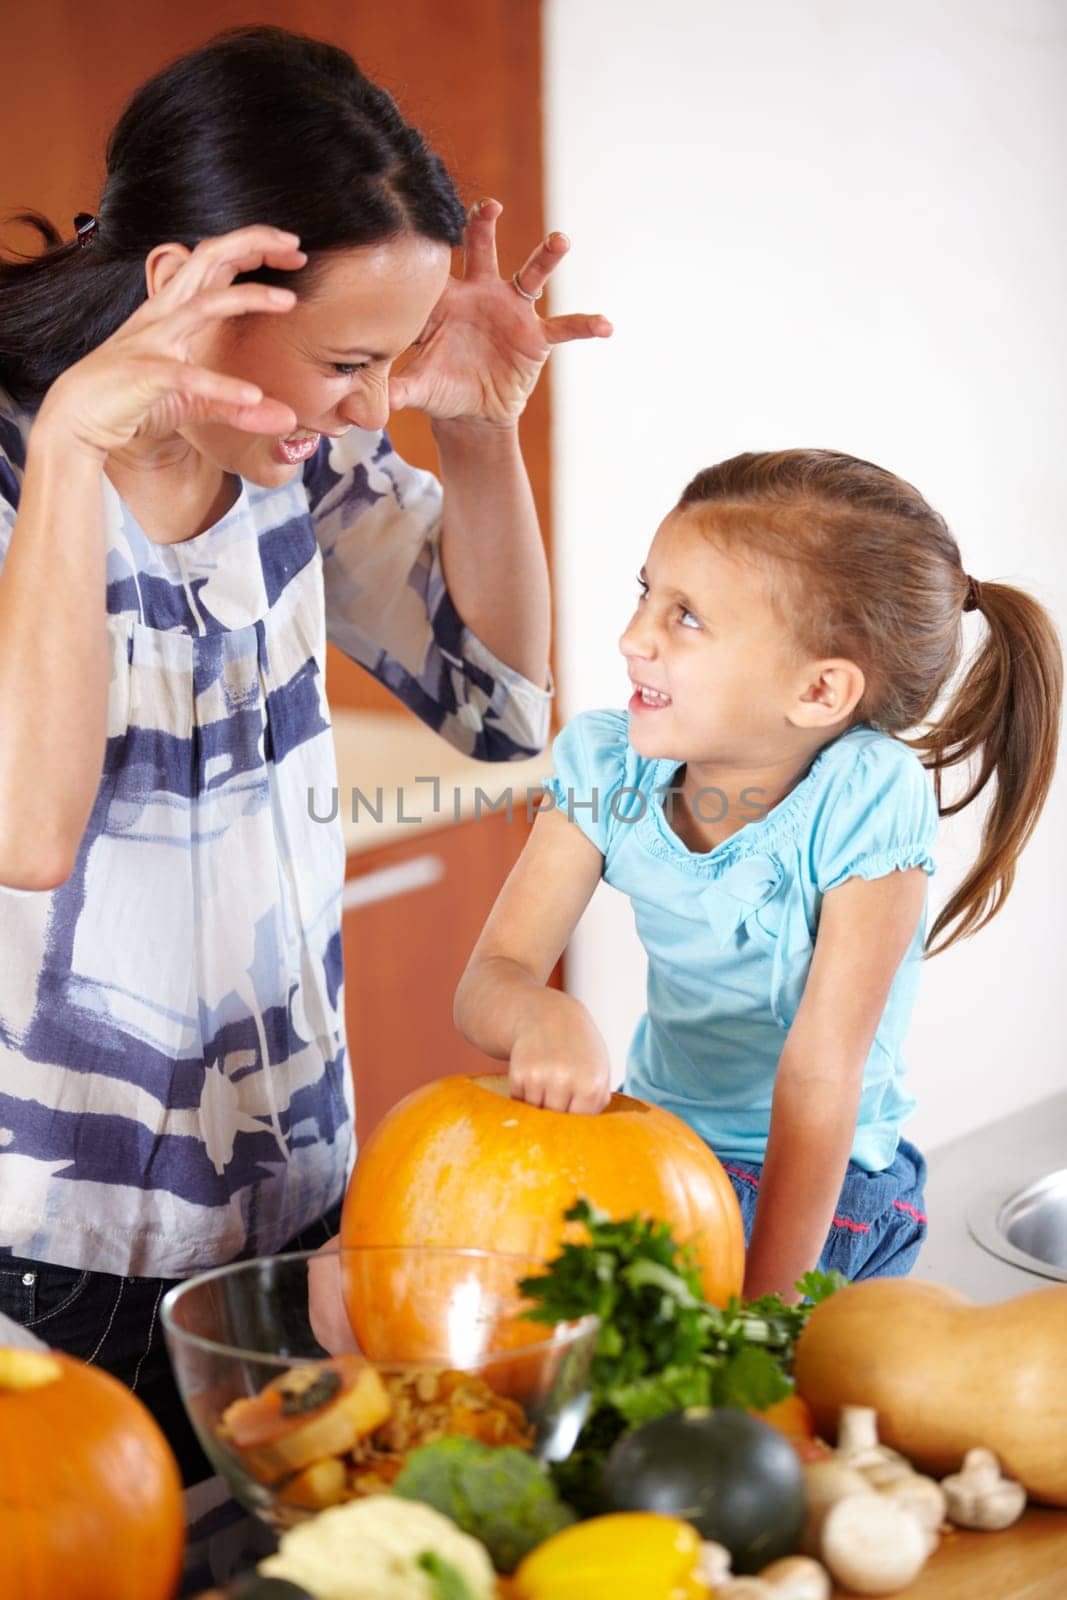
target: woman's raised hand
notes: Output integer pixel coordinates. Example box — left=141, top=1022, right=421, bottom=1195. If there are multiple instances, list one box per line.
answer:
left=35, top=226, right=306, bottom=459
left=387, top=199, right=613, bottom=427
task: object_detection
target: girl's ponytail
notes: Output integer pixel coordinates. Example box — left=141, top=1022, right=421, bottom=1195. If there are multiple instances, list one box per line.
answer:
left=899, top=578, right=1063, bottom=957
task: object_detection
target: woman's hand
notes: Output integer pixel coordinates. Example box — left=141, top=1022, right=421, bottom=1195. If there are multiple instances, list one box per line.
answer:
left=306, top=1234, right=361, bottom=1357
left=35, top=225, right=305, bottom=460
left=388, top=198, right=612, bottom=427
left=508, top=995, right=614, bottom=1115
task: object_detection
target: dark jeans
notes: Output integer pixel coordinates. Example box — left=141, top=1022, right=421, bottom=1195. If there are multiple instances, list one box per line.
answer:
left=0, top=1200, right=343, bottom=1487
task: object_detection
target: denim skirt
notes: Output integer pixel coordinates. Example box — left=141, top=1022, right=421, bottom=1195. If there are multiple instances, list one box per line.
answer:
left=721, top=1137, right=928, bottom=1281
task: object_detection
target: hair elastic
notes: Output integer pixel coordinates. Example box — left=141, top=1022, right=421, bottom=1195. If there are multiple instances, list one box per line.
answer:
left=73, top=213, right=98, bottom=247
left=963, top=574, right=983, bottom=612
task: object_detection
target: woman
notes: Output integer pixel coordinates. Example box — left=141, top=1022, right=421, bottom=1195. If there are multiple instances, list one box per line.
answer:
left=0, top=25, right=609, bottom=1480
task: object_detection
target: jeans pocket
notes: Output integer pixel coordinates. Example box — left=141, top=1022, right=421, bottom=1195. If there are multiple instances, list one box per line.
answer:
left=0, top=1263, right=37, bottom=1325
left=0, top=1255, right=93, bottom=1332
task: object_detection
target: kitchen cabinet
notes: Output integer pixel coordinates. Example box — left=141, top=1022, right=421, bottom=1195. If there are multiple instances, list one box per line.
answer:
left=341, top=808, right=562, bottom=1144
left=333, top=711, right=562, bottom=1144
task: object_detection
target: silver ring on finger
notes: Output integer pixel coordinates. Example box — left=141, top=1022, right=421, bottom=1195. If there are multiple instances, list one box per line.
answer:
left=511, top=270, right=544, bottom=303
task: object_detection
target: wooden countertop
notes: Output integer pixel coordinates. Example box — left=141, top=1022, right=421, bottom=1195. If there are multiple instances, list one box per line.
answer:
left=330, top=709, right=551, bottom=856
left=829, top=1507, right=1067, bottom=1599
left=196, top=1508, right=1067, bottom=1599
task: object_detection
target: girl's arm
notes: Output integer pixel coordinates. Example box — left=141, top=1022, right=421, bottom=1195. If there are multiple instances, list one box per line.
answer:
left=454, top=803, right=610, bottom=1113
left=742, top=866, right=930, bottom=1301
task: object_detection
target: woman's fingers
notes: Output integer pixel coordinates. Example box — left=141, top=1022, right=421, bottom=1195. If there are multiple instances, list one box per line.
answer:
left=176, top=225, right=305, bottom=294
left=166, top=282, right=296, bottom=341
left=511, top=230, right=570, bottom=302
left=462, top=197, right=502, bottom=281
left=544, top=312, right=614, bottom=346
left=142, top=358, right=296, bottom=435
left=198, top=239, right=307, bottom=295
left=196, top=389, right=298, bottom=436
left=146, top=225, right=306, bottom=311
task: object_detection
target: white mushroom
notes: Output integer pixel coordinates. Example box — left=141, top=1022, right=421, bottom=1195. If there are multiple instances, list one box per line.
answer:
left=699, top=1541, right=733, bottom=1588
left=854, top=1455, right=915, bottom=1491
left=878, top=1470, right=947, bottom=1552
left=800, top=1459, right=876, bottom=1557
left=831, top=1404, right=946, bottom=1551
left=820, top=1493, right=930, bottom=1595
left=715, top=1582, right=773, bottom=1600
left=835, top=1405, right=911, bottom=1477
left=941, top=1447, right=1027, bottom=1531
left=756, top=1555, right=833, bottom=1600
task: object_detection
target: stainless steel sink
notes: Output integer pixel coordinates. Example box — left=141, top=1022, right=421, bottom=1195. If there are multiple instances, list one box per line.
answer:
left=968, top=1168, right=1067, bottom=1283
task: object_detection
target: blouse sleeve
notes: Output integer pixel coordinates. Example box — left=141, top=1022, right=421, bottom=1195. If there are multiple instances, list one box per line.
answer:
left=0, top=404, right=25, bottom=570
left=304, top=429, right=553, bottom=762
left=813, top=736, right=940, bottom=895
left=541, top=708, right=634, bottom=860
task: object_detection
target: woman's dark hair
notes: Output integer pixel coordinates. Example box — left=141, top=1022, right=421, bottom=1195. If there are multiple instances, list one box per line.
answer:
left=678, top=450, right=1063, bottom=958
left=0, top=26, right=468, bottom=405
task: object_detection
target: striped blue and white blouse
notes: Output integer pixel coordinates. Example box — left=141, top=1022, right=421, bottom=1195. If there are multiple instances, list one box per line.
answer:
left=0, top=392, right=551, bottom=1278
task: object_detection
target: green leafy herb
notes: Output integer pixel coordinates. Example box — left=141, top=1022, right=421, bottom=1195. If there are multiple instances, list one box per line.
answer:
left=519, top=1199, right=846, bottom=1510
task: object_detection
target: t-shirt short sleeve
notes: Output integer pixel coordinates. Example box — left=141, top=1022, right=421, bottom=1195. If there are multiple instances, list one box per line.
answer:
left=813, top=735, right=939, bottom=895
left=541, top=708, right=633, bottom=858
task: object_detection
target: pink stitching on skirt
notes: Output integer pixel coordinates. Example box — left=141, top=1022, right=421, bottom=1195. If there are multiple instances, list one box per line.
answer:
left=724, top=1164, right=922, bottom=1233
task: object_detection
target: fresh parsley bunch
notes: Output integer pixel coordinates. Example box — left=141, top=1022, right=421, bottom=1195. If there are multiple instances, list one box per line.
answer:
left=519, top=1199, right=844, bottom=1510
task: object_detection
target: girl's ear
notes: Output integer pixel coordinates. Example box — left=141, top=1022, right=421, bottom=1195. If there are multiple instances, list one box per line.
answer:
left=790, top=658, right=866, bottom=729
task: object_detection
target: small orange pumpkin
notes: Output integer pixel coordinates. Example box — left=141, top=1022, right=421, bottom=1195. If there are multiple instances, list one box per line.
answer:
left=341, top=1074, right=745, bottom=1354
left=0, top=1347, right=185, bottom=1600
left=750, top=1390, right=815, bottom=1444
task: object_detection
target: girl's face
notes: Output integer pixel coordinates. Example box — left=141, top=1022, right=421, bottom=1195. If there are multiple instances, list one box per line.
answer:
left=183, top=233, right=452, bottom=486
left=619, top=508, right=805, bottom=766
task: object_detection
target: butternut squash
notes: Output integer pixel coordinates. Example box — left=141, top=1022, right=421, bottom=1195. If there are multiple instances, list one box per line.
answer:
left=793, top=1278, right=1067, bottom=1507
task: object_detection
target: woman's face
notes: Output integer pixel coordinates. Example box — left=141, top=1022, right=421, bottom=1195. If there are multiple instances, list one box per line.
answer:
left=183, top=233, right=452, bottom=485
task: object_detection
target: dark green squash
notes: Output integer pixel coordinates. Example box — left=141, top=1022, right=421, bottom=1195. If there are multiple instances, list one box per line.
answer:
left=602, top=1406, right=806, bottom=1573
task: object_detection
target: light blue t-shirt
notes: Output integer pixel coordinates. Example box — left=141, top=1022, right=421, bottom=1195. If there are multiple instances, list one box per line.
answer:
left=543, top=711, right=939, bottom=1172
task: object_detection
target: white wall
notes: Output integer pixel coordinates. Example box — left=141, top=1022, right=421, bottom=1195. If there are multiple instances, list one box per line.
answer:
left=543, top=0, right=1067, bottom=1153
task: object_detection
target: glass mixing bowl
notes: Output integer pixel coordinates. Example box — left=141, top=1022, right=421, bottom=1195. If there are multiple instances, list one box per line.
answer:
left=161, top=1246, right=596, bottom=1531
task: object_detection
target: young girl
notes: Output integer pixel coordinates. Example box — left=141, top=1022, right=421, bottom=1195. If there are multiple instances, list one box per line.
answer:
left=454, top=449, right=1063, bottom=1300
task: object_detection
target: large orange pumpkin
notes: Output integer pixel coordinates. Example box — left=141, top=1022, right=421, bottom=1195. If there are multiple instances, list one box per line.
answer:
left=341, top=1074, right=745, bottom=1338
left=0, top=1347, right=185, bottom=1600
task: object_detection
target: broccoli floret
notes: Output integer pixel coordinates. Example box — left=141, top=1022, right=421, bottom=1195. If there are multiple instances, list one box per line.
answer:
left=394, top=1437, right=576, bottom=1573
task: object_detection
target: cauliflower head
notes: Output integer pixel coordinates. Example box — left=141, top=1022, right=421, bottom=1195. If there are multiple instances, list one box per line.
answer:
left=257, top=1495, right=495, bottom=1600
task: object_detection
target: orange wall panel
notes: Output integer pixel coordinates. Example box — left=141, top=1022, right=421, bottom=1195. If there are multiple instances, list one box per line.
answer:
left=1, top=0, right=551, bottom=714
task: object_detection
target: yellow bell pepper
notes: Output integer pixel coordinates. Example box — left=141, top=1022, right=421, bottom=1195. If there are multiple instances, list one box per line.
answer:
left=511, top=1512, right=710, bottom=1599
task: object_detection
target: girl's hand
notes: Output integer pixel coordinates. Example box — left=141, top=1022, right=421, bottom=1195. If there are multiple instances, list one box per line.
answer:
left=34, top=225, right=306, bottom=459
left=388, top=198, right=613, bottom=427
left=509, top=999, right=613, bottom=1115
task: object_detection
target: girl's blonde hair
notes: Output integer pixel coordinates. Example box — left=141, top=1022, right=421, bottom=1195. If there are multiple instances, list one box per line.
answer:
left=678, top=449, right=1063, bottom=958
